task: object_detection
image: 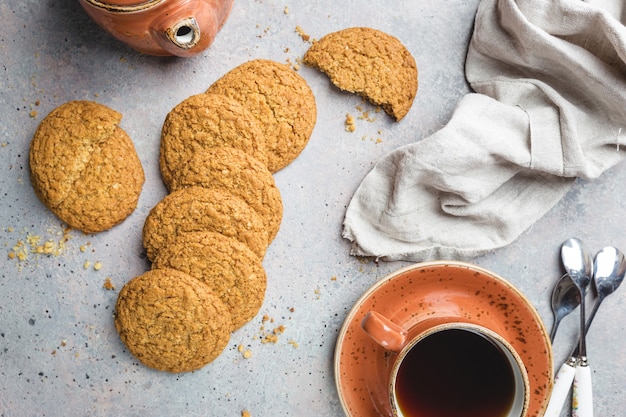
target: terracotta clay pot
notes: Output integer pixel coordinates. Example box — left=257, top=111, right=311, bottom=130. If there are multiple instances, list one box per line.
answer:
left=79, top=0, right=234, bottom=57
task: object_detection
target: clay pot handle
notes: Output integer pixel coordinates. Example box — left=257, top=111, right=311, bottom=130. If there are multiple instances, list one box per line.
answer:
left=361, top=311, right=407, bottom=353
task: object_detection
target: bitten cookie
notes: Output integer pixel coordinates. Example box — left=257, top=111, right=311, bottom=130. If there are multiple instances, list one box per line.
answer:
left=115, top=268, right=231, bottom=373
left=29, top=101, right=145, bottom=233
left=303, top=27, right=418, bottom=121
left=152, top=231, right=267, bottom=331
left=142, top=186, right=269, bottom=261
left=168, top=147, right=283, bottom=242
left=206, top=59, right=317, bottom=172
left=159, top=93, right=269, bottom=187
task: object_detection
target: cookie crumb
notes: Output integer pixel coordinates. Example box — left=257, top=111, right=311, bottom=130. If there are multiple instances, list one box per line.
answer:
left=345, top=113, right=356, bottom=132
left=11, top=240, right=27, bottom=261
left=358, top=110, right=375, bottom=122
left=237, top=344, right=252, bottom=358
left=7, top=226, right=71, bottom=264
left=256, top=26, right=271, bottom=38
left=242, top=410, right=251, bottom=417
left=288, top=340, right=299, bottom=348
left=34, top=240, right=55, bottom=254
left=355, top=103, right=379, bottom=122
left=93, top=261, right=103, bottom=271
left=285, top=57, right=300, bottom=71
left=295, top=25, right=310, bottom=42
left=103, top=277, right=115, bottom=291
left=256, top=315, right=288, bottom=344
left=237, top=344, right=253, bottom=358
left=283, top=6, right=289, bottom=14
left=261, top=324, right=286, bottom=344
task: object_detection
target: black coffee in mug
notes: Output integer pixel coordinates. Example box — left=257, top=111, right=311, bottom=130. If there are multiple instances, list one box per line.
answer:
left=394, top=328, right=516, bottom=417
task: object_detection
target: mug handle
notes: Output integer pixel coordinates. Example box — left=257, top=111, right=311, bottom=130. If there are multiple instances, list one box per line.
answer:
left=361, top=311, right=407, bottom=352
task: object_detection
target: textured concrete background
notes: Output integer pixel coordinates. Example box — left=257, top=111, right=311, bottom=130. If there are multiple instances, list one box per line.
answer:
left=1, top=1, right=625, bottom=416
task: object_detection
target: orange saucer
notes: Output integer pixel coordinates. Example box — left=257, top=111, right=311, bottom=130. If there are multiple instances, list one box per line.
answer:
left=334, top=261, right=553, bottom=417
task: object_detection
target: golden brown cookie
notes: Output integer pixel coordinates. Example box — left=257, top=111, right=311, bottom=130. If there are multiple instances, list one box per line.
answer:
left=114, top=268, right=231, bottom=373
left=29, top=100, right=144, bottom=233
left=142, top=186, right=269, bottom=261
left=303, top=27, right=418, bottom=121
left=168, top=147, right=283, bottom=242
left=159, top=93, right=268, bottom=187
left=206, top=59, right=317, bottom=172
left=152, top=231, right=267, bottom=331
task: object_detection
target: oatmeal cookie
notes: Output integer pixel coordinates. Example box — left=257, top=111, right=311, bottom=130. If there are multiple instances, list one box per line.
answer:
left=206, top=59, right=317, bottom=172
left=114, top=268, right=231, bottom=373
left=303, top=27, right=418, bottom=121
left=29, top=100, right=144, bottom=233
left=159, top=93, right=268, bottom=187
left=142, top=186, right=269, bottom=261
left=168, top=147, right=282, bottom=242
left=152, top=231, right=267, bottom=331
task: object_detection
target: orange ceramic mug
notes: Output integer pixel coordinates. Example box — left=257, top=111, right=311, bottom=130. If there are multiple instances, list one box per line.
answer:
left=362, top=311, right=530, bottom=417
left=79, top=0, right=234, bottom=57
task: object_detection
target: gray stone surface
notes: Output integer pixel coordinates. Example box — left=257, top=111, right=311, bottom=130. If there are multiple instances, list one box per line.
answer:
left=1, top=1, right=624, bottom=416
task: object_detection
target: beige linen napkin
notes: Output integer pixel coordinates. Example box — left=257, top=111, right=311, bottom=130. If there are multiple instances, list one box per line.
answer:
left=343, top=0, right=626, bottom=261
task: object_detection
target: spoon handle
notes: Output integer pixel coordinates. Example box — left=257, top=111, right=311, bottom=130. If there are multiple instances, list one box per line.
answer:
left=573, top=362, right=593, bottom=417
left=569, top=296, right=603, bottom=358
left=543, top=358, right=577, bottom=417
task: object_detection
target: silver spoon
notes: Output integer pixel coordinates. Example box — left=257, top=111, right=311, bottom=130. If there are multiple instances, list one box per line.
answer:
left=561, top=238, right=594, bottom=417
left=584, top=247, right=626, bottom=338
left=544, top=238, right=593, bottom=417
left=570, top=247, right=625, bottom=417
left=549, top=273, right=580, bottom=342
left=561, top=238, right=593, bottom=359
left=544, top=245, right=625, bottom=417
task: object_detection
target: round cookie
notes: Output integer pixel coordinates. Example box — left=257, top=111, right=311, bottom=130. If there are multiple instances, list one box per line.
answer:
left=142, top=186, right=269, bottom=261
left=303, top=27, right=418, bottom=121
left=29, top=100, right=145, bottom=233
left=206, top=59, right=317, bottom=172
left=159, top=93, right=269, bottom=187
left=152, top=231, right=267, bottom=331
left=115, top=268, right=231, bottom=373
left=168, top=147, right=283, bottom=242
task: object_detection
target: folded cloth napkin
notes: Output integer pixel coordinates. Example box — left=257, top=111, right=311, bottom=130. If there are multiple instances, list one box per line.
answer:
left=343, top=0, right=626, bottom=261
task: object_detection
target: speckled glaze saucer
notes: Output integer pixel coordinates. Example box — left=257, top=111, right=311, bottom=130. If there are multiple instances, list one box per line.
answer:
left=334, top=261, right=553, bottom=417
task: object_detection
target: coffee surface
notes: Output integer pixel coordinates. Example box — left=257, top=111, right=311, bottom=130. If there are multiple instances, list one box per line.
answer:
left=395, top=329, right=516, bottom=417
